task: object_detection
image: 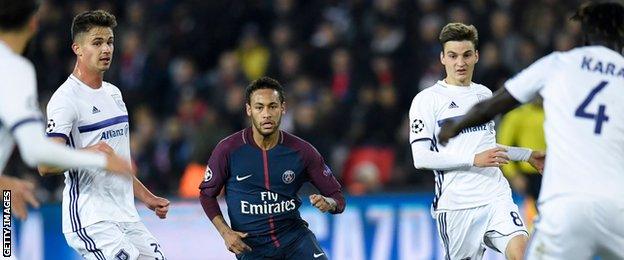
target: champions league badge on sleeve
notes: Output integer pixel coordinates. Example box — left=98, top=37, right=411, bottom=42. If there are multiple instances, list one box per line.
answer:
left=411, top=119, right=424, bottom=134
left=46, top=119, right=56, bottom=133
left=204, top=167, right=213, bottom=182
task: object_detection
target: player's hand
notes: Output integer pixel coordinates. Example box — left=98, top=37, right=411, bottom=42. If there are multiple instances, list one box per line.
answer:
left=309, top=194, right=336, bottom=213
left=0, top=176, right=40, bottom=220
left=438, top=121, right=460, bottom=146
left=528, top=151, right=546, bottom=174
left=474, top=147, right=510, bottom=167
left=222, top=229, right=252, bottom=254
left=146, top=196, right=170, bottom=219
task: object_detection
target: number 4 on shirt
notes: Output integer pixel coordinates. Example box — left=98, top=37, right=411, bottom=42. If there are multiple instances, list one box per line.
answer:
left=575, top=80, right=609, bottom=135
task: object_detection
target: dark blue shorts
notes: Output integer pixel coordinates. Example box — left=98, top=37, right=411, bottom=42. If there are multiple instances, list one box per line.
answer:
left=236, top=228, right=327, bottom=260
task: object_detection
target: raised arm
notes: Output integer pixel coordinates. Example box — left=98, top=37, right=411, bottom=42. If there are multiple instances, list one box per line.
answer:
left=438, top=88, right=520, bottom=145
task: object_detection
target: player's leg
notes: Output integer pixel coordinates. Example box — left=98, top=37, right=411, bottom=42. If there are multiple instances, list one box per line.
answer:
left=283, top=229, right=327, bottom=260
left=435, top=208, right=488, bottom=260
left=64, top=221, right=140, bottom=260
left=483, top=198, right=528, bottom=260
left=525, top=196, right=594, bottom=260
left=120, top=221, right=166, bottom=260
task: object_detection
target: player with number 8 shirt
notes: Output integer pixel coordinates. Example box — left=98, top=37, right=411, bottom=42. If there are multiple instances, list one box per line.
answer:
left=408, top=22, right=545, bottom=260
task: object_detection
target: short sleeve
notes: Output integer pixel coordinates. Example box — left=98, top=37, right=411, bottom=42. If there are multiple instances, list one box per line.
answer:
left=0, top=60, right=43, bottom=131
left=408, top=92, right=436, bottom=143
left=505, top=52, right=559, bottom=103
left=198, top=140, right=230, bottom=197
left=45, top=93, right=77, bottom=142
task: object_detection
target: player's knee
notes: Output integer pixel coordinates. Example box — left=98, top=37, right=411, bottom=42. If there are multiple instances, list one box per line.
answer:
left=505, top=234, right=528, bottom=260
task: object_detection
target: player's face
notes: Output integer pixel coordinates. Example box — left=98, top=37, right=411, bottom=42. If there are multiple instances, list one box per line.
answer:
left=246, top=89, right=285, bottom=137
left=440, top=40, right=479, bottom=85
left=73, top=26, right=114, bottom=73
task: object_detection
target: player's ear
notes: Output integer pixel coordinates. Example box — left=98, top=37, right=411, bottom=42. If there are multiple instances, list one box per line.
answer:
left=281, top=102, right=286, bottom=115
left=245, top=103, right=252, bottom=116
left=439, top=51, right=446, bottom=66
left=71, top=42, right=81, bottom=56
left=475, top=50, right=479, bottom=64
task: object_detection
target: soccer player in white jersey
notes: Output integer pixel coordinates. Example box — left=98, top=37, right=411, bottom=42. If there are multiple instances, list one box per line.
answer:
left=439, top=3, right=624, bottom=259
left=0, top=0, right=133, bottom=220
left=409, top=23, right=545, bottom=260
left=38, top=10, right=168, bottom=260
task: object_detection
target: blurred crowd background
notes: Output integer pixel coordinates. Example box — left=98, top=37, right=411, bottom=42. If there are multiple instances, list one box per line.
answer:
left=5, top=0, right=584, bottom=203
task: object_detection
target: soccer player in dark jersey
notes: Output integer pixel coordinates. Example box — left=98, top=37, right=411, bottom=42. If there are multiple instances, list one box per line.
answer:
left=199, top=77, right=345, bottom=260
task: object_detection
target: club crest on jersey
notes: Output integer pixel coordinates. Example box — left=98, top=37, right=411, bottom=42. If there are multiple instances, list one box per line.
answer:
left=111, top=94, right=127, bottom=112
left=46, top=119, right=56, bottom=133
left=204, top=167, right=213, bottom=182
left=282, top=170, right=295, bottom=184
left=411, top=119, right=424, bottom=134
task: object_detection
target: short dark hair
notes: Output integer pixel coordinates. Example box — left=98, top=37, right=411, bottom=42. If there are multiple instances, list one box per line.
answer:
left=245, top=77, right=285, bottom=104
left=439, top=22, right=479, bottom=50
left=572, top=1, right=624, bottom=48
left=71, top=10, right=117, bottom=41
left=0, top=0, right=39, bottom=31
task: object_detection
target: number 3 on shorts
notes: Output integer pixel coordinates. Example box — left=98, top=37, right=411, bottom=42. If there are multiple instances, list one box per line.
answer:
left=510, top=211, right=524, bottom=227
left=150, top=243, right=165, bottom=260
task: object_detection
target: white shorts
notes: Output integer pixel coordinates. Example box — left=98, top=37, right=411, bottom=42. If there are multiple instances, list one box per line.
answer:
left=64, top=221, right=165, bottom=260
left=434, top=198, right=528, bottom=260
left=526, top=196, right=624, bottom=260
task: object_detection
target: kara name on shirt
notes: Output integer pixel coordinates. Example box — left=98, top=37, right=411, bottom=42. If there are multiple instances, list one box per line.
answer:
left=581, top=56, right=624, bottom=78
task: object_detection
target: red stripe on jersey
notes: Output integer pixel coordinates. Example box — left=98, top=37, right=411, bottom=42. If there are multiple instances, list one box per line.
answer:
left=262, top=149, right=280, bottom=247
left=268, top=216, right=280, bottom=247
left=262, top=150, right=270, bottom=189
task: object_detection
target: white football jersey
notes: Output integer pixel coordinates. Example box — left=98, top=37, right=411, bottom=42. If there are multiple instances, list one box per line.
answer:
left=47, top=75, right=139, bottom=233
left=0, top=41, right=42, bottom=171
left=409, top=80, right=512, bottom=211
left=505, top=46, right=624, bottom=203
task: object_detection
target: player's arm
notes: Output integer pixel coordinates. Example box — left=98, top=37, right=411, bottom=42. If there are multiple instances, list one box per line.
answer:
left=133, top=176, right=170, bottom=219
left=306, top=147, right=345, bottom=214
left=36, top=138, right=134, bottom=176
left=11, top=114, right=134, bottom=176
left=437, top=89, right=520, bottom=145
left=411, top=140, right=510, bottom=169
left=439, top=53, right=557, bottom=145
left=198, top=143, right=251, bottom=254
left=36, top=136, right=78, bottom=175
